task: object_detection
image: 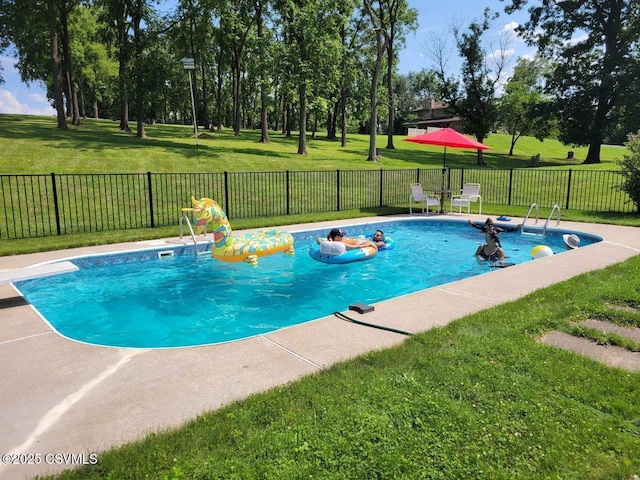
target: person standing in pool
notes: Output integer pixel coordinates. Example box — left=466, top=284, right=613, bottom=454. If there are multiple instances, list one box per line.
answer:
left=474, top=232, right=505, bottom=261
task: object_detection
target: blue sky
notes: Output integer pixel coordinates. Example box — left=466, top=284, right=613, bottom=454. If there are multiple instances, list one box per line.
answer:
left=0, top=0, right=532, bottom=115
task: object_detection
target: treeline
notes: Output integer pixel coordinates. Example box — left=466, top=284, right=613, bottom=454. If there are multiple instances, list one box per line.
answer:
left=0, top=0, right=428, bottom=158
left=1, top=1, right=639, bottom=164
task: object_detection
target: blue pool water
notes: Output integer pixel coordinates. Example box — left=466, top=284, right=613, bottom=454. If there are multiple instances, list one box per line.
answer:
left=15, top=219, right=602, bottom=348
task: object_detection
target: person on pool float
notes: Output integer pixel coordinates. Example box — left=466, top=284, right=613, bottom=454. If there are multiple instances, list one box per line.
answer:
left=474, top=232, right=505, bottom=261
left=370, top=229, right=387, bottom=248
left=317, top=228, right=366, bottom=256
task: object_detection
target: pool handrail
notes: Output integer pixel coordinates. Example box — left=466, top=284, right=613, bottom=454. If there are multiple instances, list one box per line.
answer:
left=543, top=204, right=561, bottom=235
left=521, top=203, right=540, bottom=237
left=179, top=209, right=209, bottom=256
left=521, top=203, right=561, bottom=237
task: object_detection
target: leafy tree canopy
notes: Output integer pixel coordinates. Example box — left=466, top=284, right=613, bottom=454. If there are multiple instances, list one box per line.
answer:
left=504, top=0, right=640, bottom=163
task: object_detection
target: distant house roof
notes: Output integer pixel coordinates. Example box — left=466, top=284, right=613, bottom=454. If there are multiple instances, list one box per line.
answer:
left=411, top=99, right=450, bottom=114
left=403, top=116, right=462, bottom=127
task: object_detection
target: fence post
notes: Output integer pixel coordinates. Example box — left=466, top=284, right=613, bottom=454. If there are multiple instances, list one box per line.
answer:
left=416, top=167, right=420, bottom=184
left=50, top=172, right=61, bottom=236
left=286, top=170, right=290, bottom=215
left=508, top=169, right=514, bottom=205
left=224, top=171, right=229, bottom=217
left=565, top=169, right=573, bottom=210
left=336, top=169, right=341, bottom=211
left=147, top=172, right=155, bottom=228
left=379, top=169, right=384, bottom=207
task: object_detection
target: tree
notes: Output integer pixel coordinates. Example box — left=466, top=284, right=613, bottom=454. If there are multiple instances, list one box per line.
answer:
left=505, top=0, right=640, bottom=164
left=219, top=0, right=257, bottom=136
left=0, top=0, right=9, bottom=84
left=69, top=5, right=118, bottom=119
left=395, top=69, right=439, bottom=129
left=255, top=0, right=271, bottom=144
left=363, top=0, right=387, bottom=161
left=58, top=0, right=81, bottom=126
left=430, top=9, right=509, bottom=165
left=47, top=0, right=67, bottom=129
left=380, top=0, right=417, bottom=149
left=334, top=9, right=370, bottom=147
left=97, top=0, right=133, bottom=131
left=274, top=0, right=350, bottom=155
left=0, top=0, right=67, bottom=127
left=498, top=56, right=555, bottom=155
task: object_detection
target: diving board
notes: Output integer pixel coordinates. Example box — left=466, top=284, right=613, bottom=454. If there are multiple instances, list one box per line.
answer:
left=0, top=261, right=79, bottom=284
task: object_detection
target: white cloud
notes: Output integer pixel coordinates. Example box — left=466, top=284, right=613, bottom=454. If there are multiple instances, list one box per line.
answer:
left=502, top=21, right=520, bottom=34
left=1, top=53, right=56, bottom=115
left=0, top=89, right=56, bottom=115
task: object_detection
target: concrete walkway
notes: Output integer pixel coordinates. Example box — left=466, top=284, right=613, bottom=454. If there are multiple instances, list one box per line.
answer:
left=1, top=215, right=639, bottom=479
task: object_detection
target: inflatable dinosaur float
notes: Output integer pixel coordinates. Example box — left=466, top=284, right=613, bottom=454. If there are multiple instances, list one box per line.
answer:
left=189, top=197, right=294, bottom=265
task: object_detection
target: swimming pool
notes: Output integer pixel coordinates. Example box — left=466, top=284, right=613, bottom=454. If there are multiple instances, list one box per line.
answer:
left=14, top=218, right=602, bottom=348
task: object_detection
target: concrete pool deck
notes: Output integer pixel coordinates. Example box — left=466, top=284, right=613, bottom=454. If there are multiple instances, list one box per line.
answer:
left=1, top=214, right=639, bottom=479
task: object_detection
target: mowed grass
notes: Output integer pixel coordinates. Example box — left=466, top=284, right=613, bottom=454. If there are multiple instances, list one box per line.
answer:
left=0, top=114, right=627, bottom=174
left=46, top=256, right=640, bottom=480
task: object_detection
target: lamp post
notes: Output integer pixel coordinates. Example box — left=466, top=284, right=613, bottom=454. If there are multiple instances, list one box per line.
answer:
left=181, top=57, right=198, bottom=147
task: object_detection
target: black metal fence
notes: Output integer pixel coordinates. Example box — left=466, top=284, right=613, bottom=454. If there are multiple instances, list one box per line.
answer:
left=0, top=168, right=632, bottom=240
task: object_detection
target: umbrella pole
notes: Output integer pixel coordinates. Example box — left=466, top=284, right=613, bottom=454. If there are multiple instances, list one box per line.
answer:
left=440, top=147, right=447, bottom=213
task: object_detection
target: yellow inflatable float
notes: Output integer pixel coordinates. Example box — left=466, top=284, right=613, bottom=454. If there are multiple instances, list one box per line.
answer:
left=189, top=197, right=295, bottom=265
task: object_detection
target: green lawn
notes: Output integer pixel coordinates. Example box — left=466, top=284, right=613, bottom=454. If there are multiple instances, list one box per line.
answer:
left=0, top=114, right=627, bottom=174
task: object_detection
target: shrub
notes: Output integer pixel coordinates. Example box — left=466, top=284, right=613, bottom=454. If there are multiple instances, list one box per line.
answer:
left=618, top=131, right=640, bottom=214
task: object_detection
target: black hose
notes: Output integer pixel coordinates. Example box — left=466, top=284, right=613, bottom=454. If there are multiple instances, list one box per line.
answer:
left=333, top=311, right=413, bottom=336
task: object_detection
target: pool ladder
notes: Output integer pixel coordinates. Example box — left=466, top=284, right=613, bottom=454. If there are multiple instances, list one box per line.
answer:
left=521, top=203, right=561, bottom=238
left=179, top=210, right=210, bottom=257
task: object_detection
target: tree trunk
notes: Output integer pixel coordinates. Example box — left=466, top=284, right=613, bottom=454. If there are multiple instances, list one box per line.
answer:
left=385, top=36, right=395, bottom=150
left=78, top=79, right=86, bottom=120
left=215, top=55, right=223, bottom=131
left=583, top=142, right=602, bottom=164
left=285, top=103, right=292, bottom=138
left=60, top=0, right=79, bottom=126
left=117, top=47, right=129, bottom=131
left=232, top=53, right=241, bottom=136
left=509, top=134, right=516, bottom=156
left=47, top=0, right=67, bottom=130
left=368, top=30, right=384, bottom=161
left=257, top=0, right=270, bottom=144
left=339, top=24, right=347, bottom=147
left=200, top=64, right=209, bottom=129
left=297, top=81, right=307, bottom=154
left=132, top=1, right=145, bottom=139
left=341, top=88, right=347, bottom=147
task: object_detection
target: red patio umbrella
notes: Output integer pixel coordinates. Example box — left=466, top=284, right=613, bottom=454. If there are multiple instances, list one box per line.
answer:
left=404, top=128, right=491, bottom=169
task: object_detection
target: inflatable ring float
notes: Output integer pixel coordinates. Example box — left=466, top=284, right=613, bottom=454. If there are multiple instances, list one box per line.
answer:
left=190, top=197, right=294, bottom=265
left=309, top=238, right=378, bottom=264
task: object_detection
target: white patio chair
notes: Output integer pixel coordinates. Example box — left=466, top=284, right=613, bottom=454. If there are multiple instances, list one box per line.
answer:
left=450, top=183, right=482, bottom=215
left=409, top=183, right=440, bottom=214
